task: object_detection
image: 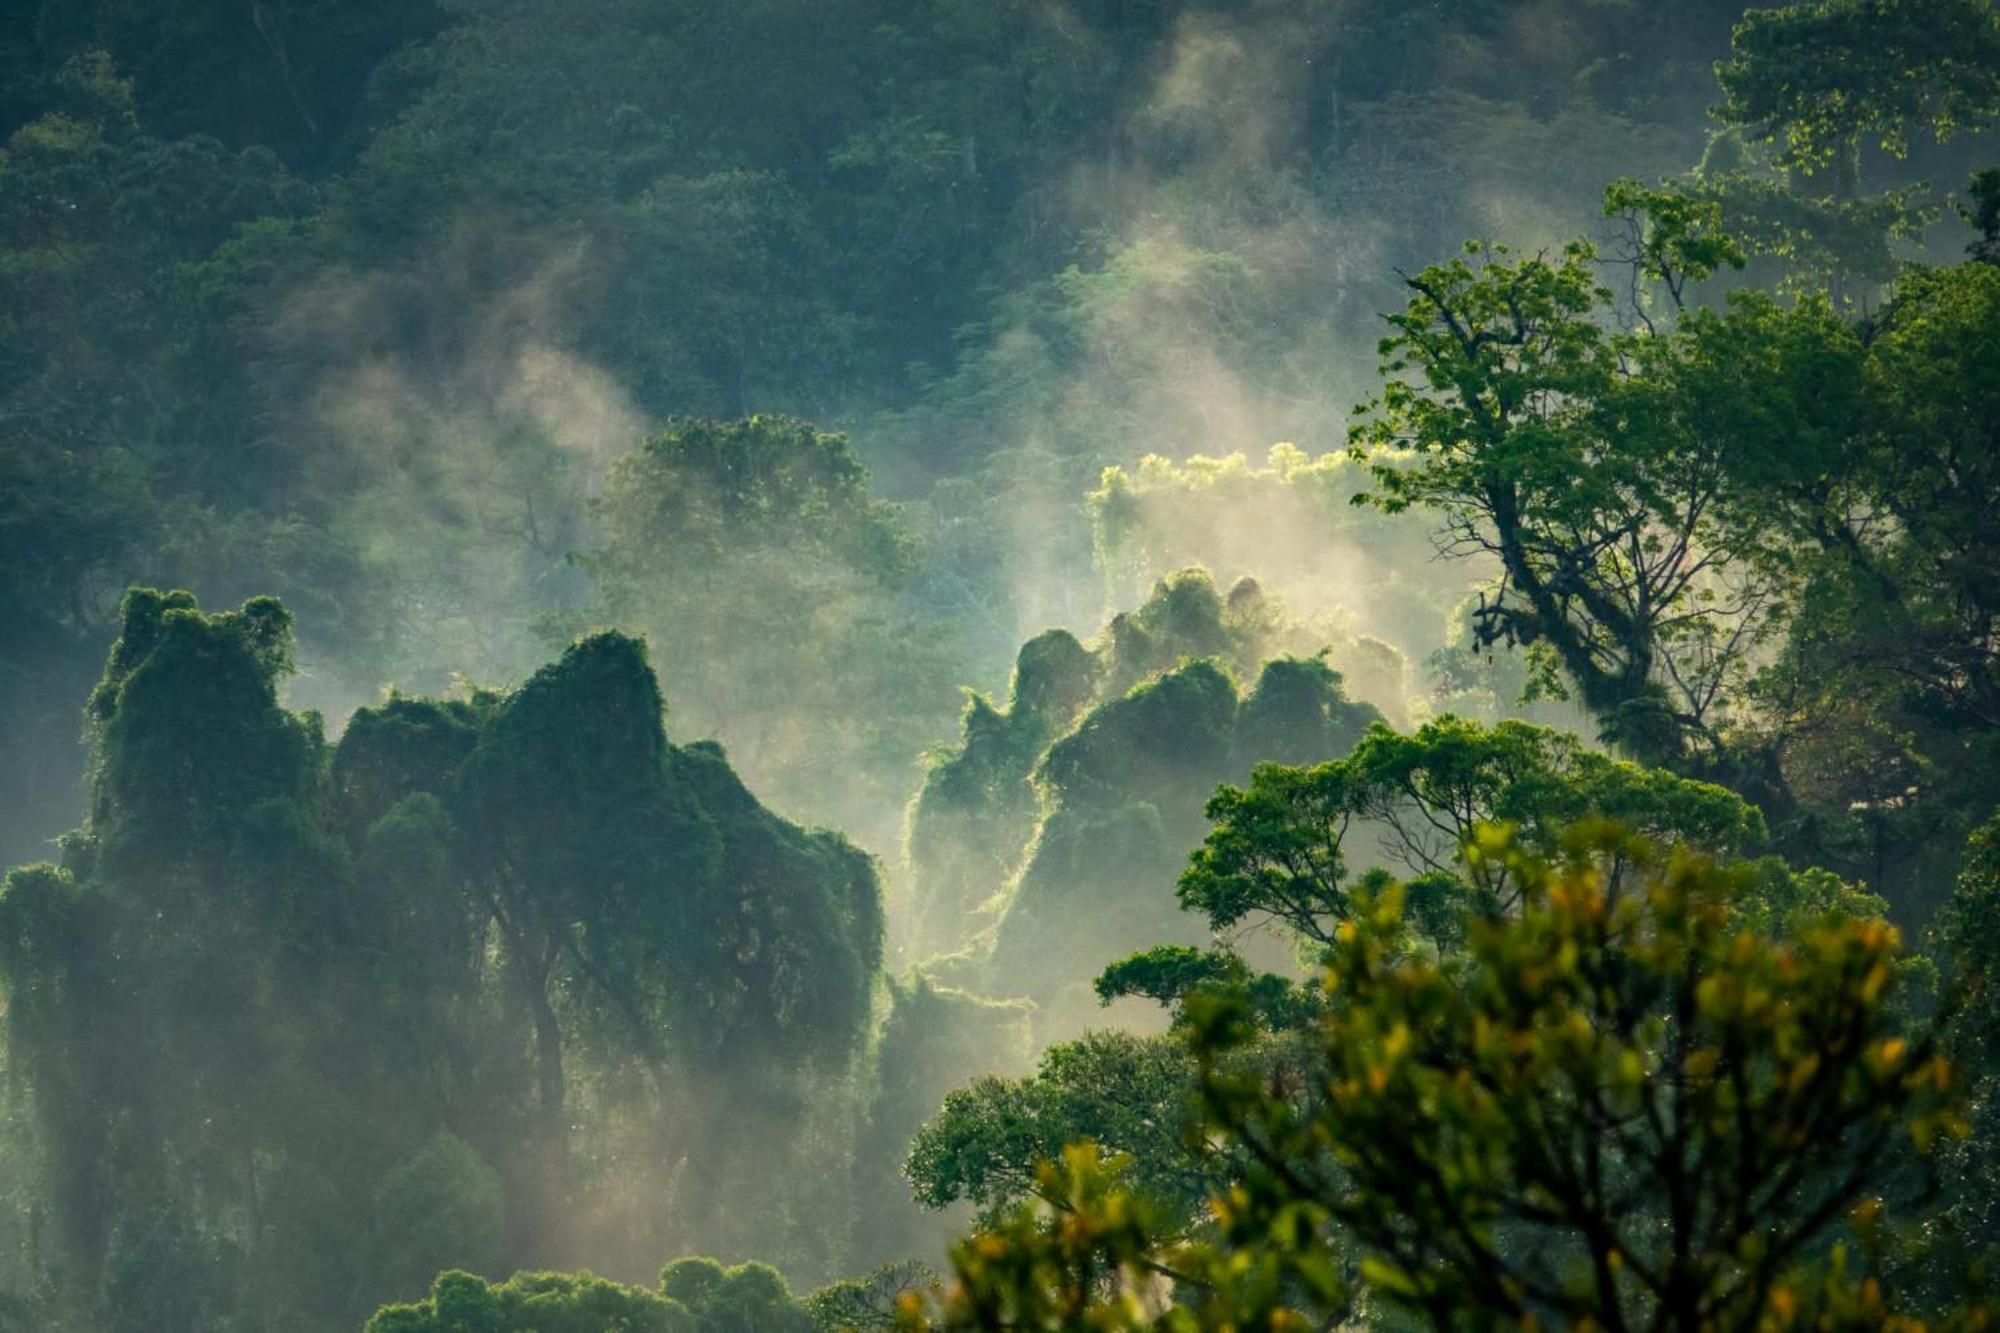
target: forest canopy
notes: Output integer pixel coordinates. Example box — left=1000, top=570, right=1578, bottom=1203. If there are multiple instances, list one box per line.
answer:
left=0, top=1, right=1997, bottom=1330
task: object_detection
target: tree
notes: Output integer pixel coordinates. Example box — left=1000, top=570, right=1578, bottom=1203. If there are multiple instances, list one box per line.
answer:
left=1352, top=234, right=1767, bottom=768
left=1935, top=811, right=2000, bottom=1292
left=1182, top=716, right=1763, bottom=945
left=1773, top=260, right=2000, bottom=745
left=366, top=1257, right=823, bottom=1333
left=897, top=1144, right=1183, bottom=1332
left=365, top=1268, right=680, bottom=1333
left=0, top=590, right=373, bottom=1329
left=1197, top=823, right=1967, bottom=1328
left=363, top=1133, right=506, bottom=1307
left=804, top=1261, right=940, bottom=1332
left=1648, top=0, right=2000, bottom=299
left=899, top=825, right=1977, bottom=1330
left=1716, top=0, right=2000, bottom=185
left=662, top=1257, right=817, bottom=1333
left=1713, top=254, right=2000, bottom=909
left=907, top=1030, right=1212, bottom=1231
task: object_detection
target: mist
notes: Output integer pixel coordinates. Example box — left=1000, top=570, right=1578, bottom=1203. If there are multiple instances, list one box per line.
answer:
left=4, top=1, right=1998, bottom=1329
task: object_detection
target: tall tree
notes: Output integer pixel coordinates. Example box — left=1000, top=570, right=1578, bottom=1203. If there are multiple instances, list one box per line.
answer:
left=899, top=826, right=1975, bottom=1330
left=1352, top=223, right=1771, bottom=767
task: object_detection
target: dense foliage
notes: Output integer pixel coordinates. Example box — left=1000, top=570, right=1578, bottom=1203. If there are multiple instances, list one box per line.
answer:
left=0, top=1, right=1996, bottom=1330
left=366, top=1258, right=819, bottom=1333
left=901, top=828, right=1976, bottom=1331
left=0, top=594, right=884, bottom=1326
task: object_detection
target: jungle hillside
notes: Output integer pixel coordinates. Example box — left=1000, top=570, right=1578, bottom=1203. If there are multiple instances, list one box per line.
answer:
left=2, top=1, right=1999, bottom=1329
